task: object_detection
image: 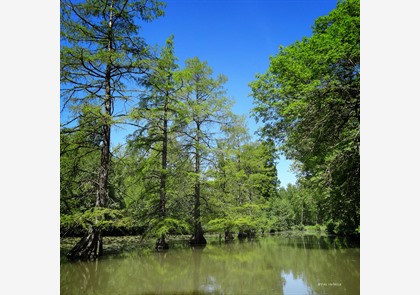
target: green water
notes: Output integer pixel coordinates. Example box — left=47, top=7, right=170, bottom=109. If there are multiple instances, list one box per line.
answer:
left=60, top=234, right=359, bottom=295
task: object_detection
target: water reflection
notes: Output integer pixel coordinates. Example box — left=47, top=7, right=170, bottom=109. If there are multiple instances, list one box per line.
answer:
left=281, top=271, right=314, bottom=295
left=61, top=234, right=359, bottom=295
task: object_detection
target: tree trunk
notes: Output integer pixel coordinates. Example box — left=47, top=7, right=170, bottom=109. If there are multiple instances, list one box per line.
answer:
left=225, top=230, right=234, bottom=241
left=155, top=233, right=169, bottom=251
left=68, top=74, right=111, bottom=260
left=68, top=7, right=114, bottom=260
left=190, top=180, right=206, bottom=245
left=190, top=122, right=206, bottom=246
left=156, top=99, right=169, bottom=251
left=238, top=230, right=247, bottom=240
left=67, top=228, right=103, bottom=260
left=237, top=229, right=255, bottom=240
left=160, top=102, right=168, bottom=219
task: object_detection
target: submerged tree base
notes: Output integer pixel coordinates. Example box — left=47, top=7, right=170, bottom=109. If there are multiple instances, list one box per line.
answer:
left=67, top=228, right=103, bottom=261
left=189, top=234, right=207, bottom=246
left=225, top=231, right=235, bottom=241
left=238, top=230, right=256, bottom=240
left=155, top=235, right=169, bottom=251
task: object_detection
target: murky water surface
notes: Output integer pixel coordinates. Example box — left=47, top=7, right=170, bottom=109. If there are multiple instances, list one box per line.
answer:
left=60, top=234, right=359, bottom=295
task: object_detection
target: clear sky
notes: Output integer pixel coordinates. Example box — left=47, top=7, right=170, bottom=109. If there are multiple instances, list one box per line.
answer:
left=129, top=0, right=338, bottom=187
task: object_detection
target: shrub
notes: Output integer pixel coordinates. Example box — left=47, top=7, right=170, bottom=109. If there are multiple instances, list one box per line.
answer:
left=325, top=220, right=337, bottom=235
left=293, top=223, right=305, bottom=231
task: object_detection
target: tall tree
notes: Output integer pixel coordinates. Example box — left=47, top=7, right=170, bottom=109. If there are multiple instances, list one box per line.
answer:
left=60, top=0, right=165, bottom=259
left=178, top=57, right=234, bottom=245
left=250, top=0, right=359, bottom=235
left=129, top=35, right=185, bottom=249
left=205, top=116, right=249, bottom=240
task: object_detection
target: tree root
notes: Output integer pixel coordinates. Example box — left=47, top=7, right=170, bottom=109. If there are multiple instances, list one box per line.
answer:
left=67, top=228, right=103, bottom=261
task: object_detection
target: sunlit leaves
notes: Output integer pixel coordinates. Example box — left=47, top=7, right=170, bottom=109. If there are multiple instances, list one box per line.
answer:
left=250, top=0, right=360, bottom=234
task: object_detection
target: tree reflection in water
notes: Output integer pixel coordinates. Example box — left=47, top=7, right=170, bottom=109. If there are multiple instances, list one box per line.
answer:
left=61, top=234, right=359, bottom=295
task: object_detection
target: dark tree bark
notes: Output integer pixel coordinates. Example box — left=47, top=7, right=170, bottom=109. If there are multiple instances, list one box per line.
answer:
left=190, top=122, right=206, bottom=246
left=68, top=8, right=113, bottom=260
left=237, top=229, right=256, bottom=240
left=159, top=104, right=168, bottom=218
left=179, top=58, right=230, bottom=246
left=156, top=98, right=169, bottom=251
left=62, top=0, right=165, bottom=259
left=67, top=228, right=103, bottom=260
left=224, top=230, right=234, bottom=241
left=68, top=74, right=112, bottom=260
left=155, top=234, right=169, bottom=251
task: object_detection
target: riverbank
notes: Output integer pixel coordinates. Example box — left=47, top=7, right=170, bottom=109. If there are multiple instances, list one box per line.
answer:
left=60, top=226, right=361, bottom=260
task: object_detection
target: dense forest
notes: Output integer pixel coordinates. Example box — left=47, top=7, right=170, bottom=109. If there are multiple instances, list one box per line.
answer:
left=60, top=0, right=359, bottom=260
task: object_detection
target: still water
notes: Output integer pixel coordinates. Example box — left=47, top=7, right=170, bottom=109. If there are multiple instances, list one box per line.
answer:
left=60, top=234, right=359, bottom=295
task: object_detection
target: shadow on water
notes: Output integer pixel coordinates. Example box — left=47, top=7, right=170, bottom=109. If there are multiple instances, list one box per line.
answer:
left=278, top=234, right=360, bottom=250
left=61, top=234, right=359, bottom=295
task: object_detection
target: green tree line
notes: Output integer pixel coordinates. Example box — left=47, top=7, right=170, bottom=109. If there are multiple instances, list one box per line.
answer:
left=60, top=0, right=360, bottom=260
left=250, top=0, right=359, bottom=236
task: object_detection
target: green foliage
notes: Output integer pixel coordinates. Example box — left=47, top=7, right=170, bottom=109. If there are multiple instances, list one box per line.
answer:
left=233, top=216, right=258, bottom=232
left=151, top=218, right=191, bottom=237
left=312, top=224, right=323, bottom=233
left=206, top=218, right=236, bottom=233
left=293, top=224, right=305, bottom=231
left=325, top=220, right=356, bottom=236
left=60, top=0, right=360, bottom=248
left=325, top=220, right=337, bottom=235
left=61, top=0, right=166, bottom=244
left=205, top=136, right=280, bottom=236
left=61, top=208, right=133, bottom=231
left=250, top=0, right=360, bottom=235
left=60, top=127, right=100, bottom=214
left=175, top=57, right=237, bottom=238
left=61, top=0, right=166, bottom=115
left=267, top=196, right=295, bottom=231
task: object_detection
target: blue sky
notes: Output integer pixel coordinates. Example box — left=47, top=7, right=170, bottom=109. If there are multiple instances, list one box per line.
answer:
left=60, top=0, right=339, bottom=187
left=131, top=0, right=338, bottom=187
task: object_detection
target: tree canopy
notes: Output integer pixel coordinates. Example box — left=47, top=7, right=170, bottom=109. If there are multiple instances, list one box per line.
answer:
left=60, top=0, right=360, bottom=260
left=250, top=0, right=360, bottom=234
